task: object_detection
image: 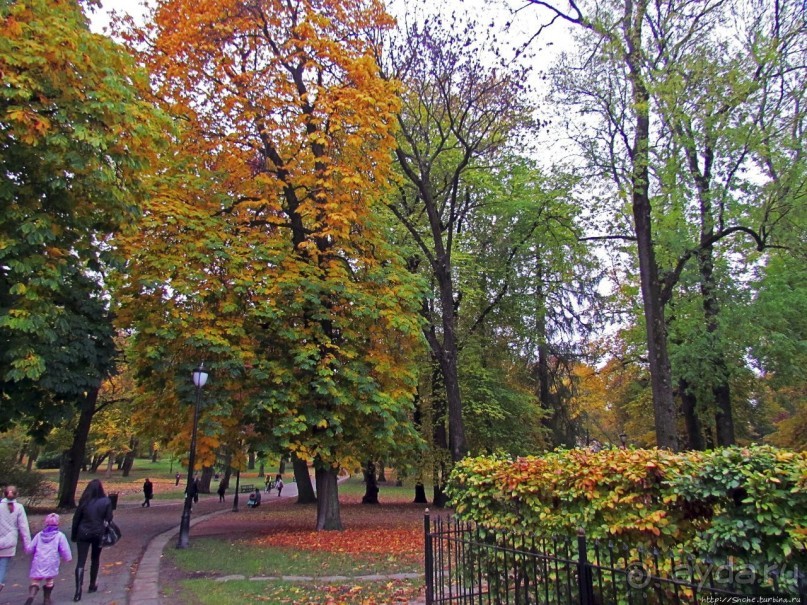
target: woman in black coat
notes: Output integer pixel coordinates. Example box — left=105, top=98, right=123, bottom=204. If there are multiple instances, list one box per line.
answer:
left=70, top=479, right=113, bottom=601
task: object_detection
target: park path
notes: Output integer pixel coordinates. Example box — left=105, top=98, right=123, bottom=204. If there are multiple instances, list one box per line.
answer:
left=0, top=483, right=282, bottom=605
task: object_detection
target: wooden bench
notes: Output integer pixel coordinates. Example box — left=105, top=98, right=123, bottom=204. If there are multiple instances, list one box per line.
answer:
left=239, top=484, right=254, bottom=493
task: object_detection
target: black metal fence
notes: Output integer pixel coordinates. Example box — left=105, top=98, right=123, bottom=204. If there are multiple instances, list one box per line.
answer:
left=424, top=513, right=806, bottom=605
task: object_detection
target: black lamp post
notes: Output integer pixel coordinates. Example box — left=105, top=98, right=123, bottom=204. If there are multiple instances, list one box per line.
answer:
left=232, top=430, right=245, bottom=512
left=177, top=363, right=208, bottom=549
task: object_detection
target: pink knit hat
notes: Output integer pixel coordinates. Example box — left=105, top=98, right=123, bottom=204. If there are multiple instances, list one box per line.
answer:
left=44, top=513, right=60, bottom=527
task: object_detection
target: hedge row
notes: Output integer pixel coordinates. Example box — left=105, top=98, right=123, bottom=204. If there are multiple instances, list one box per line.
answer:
left=446, top=445, right=807, bottom=568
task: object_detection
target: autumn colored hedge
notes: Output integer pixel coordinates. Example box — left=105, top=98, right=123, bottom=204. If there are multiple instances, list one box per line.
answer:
left=446, top=446, right=807, bottom=568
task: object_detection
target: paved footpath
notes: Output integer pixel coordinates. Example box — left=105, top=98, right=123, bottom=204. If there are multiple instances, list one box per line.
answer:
left=1, top=482, right=298, bottom=605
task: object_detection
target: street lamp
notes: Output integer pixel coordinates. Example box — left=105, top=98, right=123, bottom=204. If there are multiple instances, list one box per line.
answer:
left=177, top=363, right=208, bottom=549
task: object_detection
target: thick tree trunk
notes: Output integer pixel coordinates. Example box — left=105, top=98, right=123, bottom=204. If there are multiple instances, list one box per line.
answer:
left=248, top=451, right=255, bottom=470
left=57, top=388, right=99, bottom=508
left=199, top=465, right=214, bottom=493
left=377, top=460, right=386, bottom=483
left=625, top=2, right=678, bottom=450
left=362, top=461, right=379, bottom=504
left=292, top=454, right=317, bottom=504
left=413, top=482, right=428, bottom=504
left=315, top=466, right=343, bottom=530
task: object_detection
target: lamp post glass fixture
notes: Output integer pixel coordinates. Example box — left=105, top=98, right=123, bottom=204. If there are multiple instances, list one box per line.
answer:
left=177, top=363, right=208, bottom=549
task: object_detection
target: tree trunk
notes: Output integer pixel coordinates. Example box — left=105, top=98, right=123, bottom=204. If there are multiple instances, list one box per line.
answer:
left=315, top=465, right=343, bottom=530
left=121, top=436, right=138, bottom=477
left=698, top=246, right=735, bottom=446
left=220, top=467, right=231, bottom=491
left=679, top=379, right=705, bottom=450
left=26, top=444, right=39, bottom=472
left=413, top=482, right=428, bottom=504
left=436, top=262, right=466, bottom=462
left=89, top=451, right=109, bottom=473
left=248, top=450, right=255, bottom=470
left=292, top=454, right=316, bottom=504
left=377, top=460, right=386, bottom=483
left=199, top=465, right=214, bottom=493
left=57, top=388, right=99, bottom=508
left=361, top=460, right=379, bottom=504
left=625, top=0, right=678, bottom=450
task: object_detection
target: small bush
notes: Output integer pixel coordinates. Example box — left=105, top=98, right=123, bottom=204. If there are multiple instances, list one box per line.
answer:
left=0, top=464, right=54, bottom=508
left=35, top=454, right=63, bottom=470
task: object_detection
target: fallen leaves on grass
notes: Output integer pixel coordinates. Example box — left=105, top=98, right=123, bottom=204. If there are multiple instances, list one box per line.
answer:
left=255, top=528, right=422, bottom=562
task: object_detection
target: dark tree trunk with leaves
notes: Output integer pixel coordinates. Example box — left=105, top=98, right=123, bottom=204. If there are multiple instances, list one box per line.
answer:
left=57, top=388, right=99, bottom=508
left=315, top=465, right=342, bottom=531
left=292, top=454, right=316, bottom=504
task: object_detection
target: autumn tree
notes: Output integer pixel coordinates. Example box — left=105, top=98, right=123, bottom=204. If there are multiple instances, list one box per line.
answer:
left=384, top=13, right=535, bottom=469
left=0, top=0, right=166, bottom=506
left=122, top=0, right=424, bottom=530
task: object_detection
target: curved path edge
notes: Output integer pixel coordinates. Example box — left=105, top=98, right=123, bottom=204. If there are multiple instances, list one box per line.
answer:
left=129, top=508, right=231, bottom=605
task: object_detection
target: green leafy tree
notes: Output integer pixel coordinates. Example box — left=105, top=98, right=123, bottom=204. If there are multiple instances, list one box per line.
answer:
left=0, top=0, right=166, bottom=506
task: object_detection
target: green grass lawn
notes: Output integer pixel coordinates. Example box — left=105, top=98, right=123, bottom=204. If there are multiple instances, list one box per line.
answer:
left=161, top=476, right=427, bottom=604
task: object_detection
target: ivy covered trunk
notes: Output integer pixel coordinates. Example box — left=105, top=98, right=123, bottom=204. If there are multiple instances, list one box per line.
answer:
left=315, top=465, right=343, bottom=531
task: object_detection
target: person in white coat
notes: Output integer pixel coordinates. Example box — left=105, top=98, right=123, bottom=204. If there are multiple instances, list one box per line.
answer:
left=0, top=484, right=32, bottom=594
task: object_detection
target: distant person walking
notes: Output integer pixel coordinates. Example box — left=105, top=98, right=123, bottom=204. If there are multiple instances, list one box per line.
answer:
left=275, top=474, right=284, bottom=497
left=265, top=475, right=273, bottom=493
left=217, top=482, right=226, bottom=502
left=24, top=513, right=72, bottom=605
left=71, top=479, right=114, bottom=601
left=0, top=484, right=31, bottom=595
left=175, top=472, right=181, bottom=486
left=142, top=478, right=154, bottom=508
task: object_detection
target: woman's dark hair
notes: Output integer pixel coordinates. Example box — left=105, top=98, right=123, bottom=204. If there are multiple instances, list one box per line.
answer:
left=78, top=479, right=106, bottom=507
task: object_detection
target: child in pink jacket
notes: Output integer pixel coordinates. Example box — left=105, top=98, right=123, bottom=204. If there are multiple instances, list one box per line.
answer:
left=25, top=513, right=72, bottom=605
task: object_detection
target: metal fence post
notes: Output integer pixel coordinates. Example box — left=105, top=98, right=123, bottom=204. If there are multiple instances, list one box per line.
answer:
left=425, top=509, right=434, bottom=605
left=578, top=529, right=595, bottom=605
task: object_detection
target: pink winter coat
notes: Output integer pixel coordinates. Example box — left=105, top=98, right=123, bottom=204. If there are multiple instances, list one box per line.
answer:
left=26, top=527, right=72, bottom=580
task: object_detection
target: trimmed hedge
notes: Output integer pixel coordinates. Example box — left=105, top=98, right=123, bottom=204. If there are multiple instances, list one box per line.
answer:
left=446, top=445, right=807, bottom=568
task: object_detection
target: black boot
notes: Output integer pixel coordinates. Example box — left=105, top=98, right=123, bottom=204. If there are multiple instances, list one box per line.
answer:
left=74, top=567, right=84, bottom=601
left=88, top=560, right=99, bottom=593
left=43, top=585, right=53, bottom=605
left=24, top=584, right=39, bottom=605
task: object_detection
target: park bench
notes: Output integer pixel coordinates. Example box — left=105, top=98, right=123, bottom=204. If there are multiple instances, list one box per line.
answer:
left=239, top=484, right=254, bottom=493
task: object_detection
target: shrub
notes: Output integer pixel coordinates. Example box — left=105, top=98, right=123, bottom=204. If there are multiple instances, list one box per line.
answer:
left=446, top=445, right=807, bottom=571
left=0, top=464, right=54, bottom=508
left=35, top=454, right=63, bottom=470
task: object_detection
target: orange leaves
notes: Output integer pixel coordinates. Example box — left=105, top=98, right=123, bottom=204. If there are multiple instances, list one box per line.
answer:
left=255, top=527, right=423, bottom=562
